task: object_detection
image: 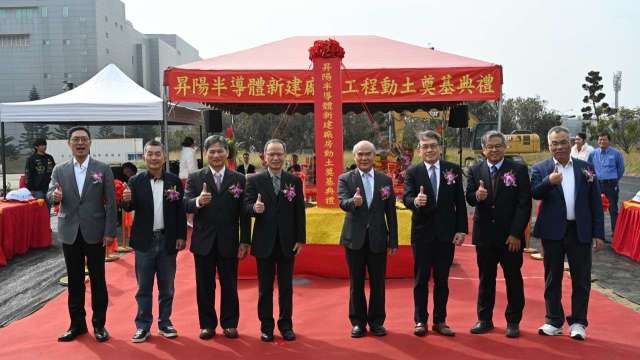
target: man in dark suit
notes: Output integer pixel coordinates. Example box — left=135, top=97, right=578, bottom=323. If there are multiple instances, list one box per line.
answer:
left=121, top=140, right=187, bottom=343
left=338, top=140, right=398, bottom=338
left=403, top=130, right=467, bottom=337
left=532, top=126, right=604, bottom=341
left=184, top=135, right=251, bottom=340
left=244, top=139, right=306, bottom=342
left=237, top=152, right=256, bottom=175
left=465, top=131, right=531, bottom=338
left=47, top=126, right=117, bottom=342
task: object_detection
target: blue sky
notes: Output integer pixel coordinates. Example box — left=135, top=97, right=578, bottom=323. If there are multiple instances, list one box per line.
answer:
left=123, top=0, right=639, bottom=114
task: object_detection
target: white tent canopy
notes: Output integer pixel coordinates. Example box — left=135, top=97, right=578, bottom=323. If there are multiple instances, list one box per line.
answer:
left=0, top=64, right=200, bottom=124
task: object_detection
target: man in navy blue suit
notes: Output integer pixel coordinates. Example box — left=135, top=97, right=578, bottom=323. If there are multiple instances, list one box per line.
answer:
left=531, top=126, right=605, bottom=341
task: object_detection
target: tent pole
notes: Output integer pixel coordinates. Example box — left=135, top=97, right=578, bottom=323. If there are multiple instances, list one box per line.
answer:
left=199, top=125, right=204, bottom=168
left=497, top=92, right=504, bottom=132
left=1, top=121, right=6, bottom=195
left=162, top=86, right=170, bottom=172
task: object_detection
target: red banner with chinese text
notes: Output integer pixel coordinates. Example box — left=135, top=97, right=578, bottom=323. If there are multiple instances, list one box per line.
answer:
left=313, top=58, right=343, bottom=208
left=165, top=67, right=502, bottom=103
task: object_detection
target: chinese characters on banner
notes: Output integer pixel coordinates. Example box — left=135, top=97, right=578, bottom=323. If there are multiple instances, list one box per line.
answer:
left=166, top=68, right=502, bottom=103
left=312, top=58, right=343, bottom=208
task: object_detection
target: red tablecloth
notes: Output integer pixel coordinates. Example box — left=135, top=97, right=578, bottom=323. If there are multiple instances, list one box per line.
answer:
left=612, top=201, right=640, bottom=262
left=0, top=199, right=52, bottom=267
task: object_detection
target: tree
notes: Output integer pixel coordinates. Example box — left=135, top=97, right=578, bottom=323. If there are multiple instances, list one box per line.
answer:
left=20, top=123, right=50, bottom=153
left=0, top=135, right=19, bottom=160
left=29, top=85, right=40, bottom=101
left=52, top=124, right=75, bottom=139
left=581, top=70, right=616, bottom=121
left=98, top=125, right=115, bottom=139
left=589, top=107, right=640, bottom=154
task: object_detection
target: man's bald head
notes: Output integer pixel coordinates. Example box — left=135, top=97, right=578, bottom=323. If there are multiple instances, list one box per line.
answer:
left=353, top=140, right=376, bottom=172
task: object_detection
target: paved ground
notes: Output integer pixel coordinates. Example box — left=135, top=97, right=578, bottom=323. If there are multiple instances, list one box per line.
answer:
left=0, top=176, right=638, bottom=328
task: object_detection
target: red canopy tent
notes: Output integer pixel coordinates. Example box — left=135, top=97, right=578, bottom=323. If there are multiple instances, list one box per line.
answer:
left=164, top=35, right=502, bottom=206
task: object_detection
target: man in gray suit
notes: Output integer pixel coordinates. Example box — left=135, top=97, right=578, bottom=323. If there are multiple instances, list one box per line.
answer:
left=338, top=140, right=398, bottom=338
left=47, top=126, right=117, bottom=343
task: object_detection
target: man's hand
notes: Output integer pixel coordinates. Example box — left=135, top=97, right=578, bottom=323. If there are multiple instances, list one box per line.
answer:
left=293, top=242, right=304, bottom=256
left=238, top=243, right=250, bottom=259
left=53, top=183, right=63, bottom=203
left=388, top=247, right=398, bottom=256
left=176, top=239, right=186, bottom=251
left=102, top=236, right=114, bottom=246
left=198, top=182, right=212, bottom=206
left=353, top=187, right=363, bottom=207
left=505, top=235, right=521, bottom=252
left=453, top=232, right=466, bottom=246
left=254, top=193, right=265, bottom=214
left=122, top=183, right=132, bottom=203
left=549, top=166, right=563, bottom=185
left=414, top=185, right=428, bottom=207
left=476, top=180, right=488, bottom=201
left=593, top=238, right=605, bottom=252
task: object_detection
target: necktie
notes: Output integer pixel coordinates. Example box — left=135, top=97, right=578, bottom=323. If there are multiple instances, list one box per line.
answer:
left=214, top=173, right=222, bottom=192
left=272, top=174, right=280, bottom=194
left=429, top=166, right=438, bottom=200
left=490, top=165, right=498, bottom=194
left=363, top=172, right=373, bottom=208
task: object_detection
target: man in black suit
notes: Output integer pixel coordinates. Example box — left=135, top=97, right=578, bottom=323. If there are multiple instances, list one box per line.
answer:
left=465, top=131, right=531, bottom=338
left=121, top=140, right=187, bottom=343
left=244, top=139, right=306, bottom=342
left=237, top=152, right=256, bottom=175
left=184, top=135, right=251, bottom=340
left=403, top=130, right=467, bottom=337
left=338, top=140, right=398, bottom=338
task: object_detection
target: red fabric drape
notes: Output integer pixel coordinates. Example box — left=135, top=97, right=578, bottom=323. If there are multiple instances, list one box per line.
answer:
left=0, top=200, right=51, bottom=267
left=612, top=201, right=640, bottom=261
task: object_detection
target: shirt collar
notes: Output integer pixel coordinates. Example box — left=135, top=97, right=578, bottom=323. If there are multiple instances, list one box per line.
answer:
left=358, top=168, right=374, bottom=178
left=553, top=157, right=573, bottom=168
left=73, top=156, right=90, bottom=169
left=487, top=158, right=504, bottom=170
left=267, top=168, right=282, bottom=178
left=424, top=160, right=440, bottom=171
left=149, top=171, right=164, bottom=183
left=209, top=166, right=226, bottom=178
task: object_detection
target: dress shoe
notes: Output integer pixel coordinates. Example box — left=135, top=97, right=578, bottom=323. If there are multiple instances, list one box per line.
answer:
left=281, top=329, right=296, bottom=341
left=260, top=331, right=274, bottom=342
left=131, top=329, right=150, bottom=343
left=506, top=323, right=520, bottom=338
left=371, top=325, right=387, bottom=337
left=223, top=328, right=239, bottom=339
left=159, top=325, right=178, bottom=338
left=94, top=327, right=110, bottom=342
left=432, top=323, right=455, bottom=337
left=351, top=325, right=366, bottom=338
left=470, top=321, right=495, bottom=334
left=414, top=322, right=427, bottom=337
left=199, top=328, right=215, bottom=340
left=57, top=327, right=88, bottom=342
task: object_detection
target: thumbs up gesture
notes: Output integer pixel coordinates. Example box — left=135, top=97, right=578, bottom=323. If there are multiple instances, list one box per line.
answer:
left=415, top=185, right=428, bottom=207
left=549, top=165, right=563, bottom=185
left=122, top=183, right=132, bottom=203
left=476, top=180, right=488, bottom=201
left=52, top=183, right=63, bottom=203
left=353, top=187, right=363, bottom=207
left=254, top=193, right=265, bottom=214
left=198, top=182, right=212, bottom=206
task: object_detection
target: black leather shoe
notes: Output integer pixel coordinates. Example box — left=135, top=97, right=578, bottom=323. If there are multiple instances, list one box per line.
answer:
left=432, top=323, right=455, bottom=337
left=223, top=328, right=239, bottom=339
left=199, top=328, right=215, bottom=340
left=57, top=326, right=88, bottom=342
left=261, top=331, right=274, bottom=342
left=94, top=327, right=110, bottom=342
left=470, top=321, right=495, bottom=334
left=506, top=323, right=520, bottom=338
left=351, top=325, right=366, bottom=338
left=414, top=322, right=427, bottom=337
left=281, top=329, right=296, bottom=341
left=371, top=325, right=387, bottom=337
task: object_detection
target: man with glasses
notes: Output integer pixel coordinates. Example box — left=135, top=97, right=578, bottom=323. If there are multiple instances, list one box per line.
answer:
left=532, top=126, right=604, bottom=341
left=244, top=139, right=306, bottom=342
left=403, top=130, right=467, bottom=337
left=47, top=126, right=117, bottom=343
left=466, top=131, right=531, bottom=338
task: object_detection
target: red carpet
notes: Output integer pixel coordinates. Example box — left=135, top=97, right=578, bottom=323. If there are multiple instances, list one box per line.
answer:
left=1, top=244, right=639, bottom=360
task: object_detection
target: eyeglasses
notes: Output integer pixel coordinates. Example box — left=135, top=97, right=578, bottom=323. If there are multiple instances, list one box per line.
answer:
left=484, top=144, right=505, bottom=150
left=550, top=140, right=570, bottom=147
left=70, top=137, right=90, bottom=144
left=418, top=144, right=439, bottom=150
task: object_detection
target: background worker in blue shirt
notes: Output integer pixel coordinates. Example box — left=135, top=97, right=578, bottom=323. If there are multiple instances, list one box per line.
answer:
left=588, top=131, right=625, bottom=236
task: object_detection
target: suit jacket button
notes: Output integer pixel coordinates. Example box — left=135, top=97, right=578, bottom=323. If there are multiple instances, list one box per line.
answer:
left=491, top=219, right=495, bottom=223
left=491, top=205, right=495, bottom=209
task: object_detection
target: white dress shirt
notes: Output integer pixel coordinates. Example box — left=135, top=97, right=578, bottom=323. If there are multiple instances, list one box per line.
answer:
left=150, top=177, right=165, bottom=231
left=554, top=158, right=576, bottom=221
left=570, top=144, right=593, bottom=162
left=73, top=156, right=90, bottom=195
left=425, top=161, right=440, bottom=201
